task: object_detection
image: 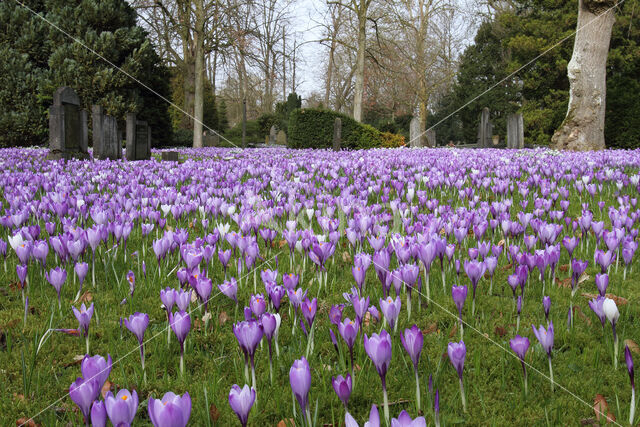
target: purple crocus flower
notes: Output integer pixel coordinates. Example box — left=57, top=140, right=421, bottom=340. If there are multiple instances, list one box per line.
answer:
left=391, top=410, right=426, bottom=427
left=290, top=357, right=312, bottom=423
left=75, top=261, right=89, bottom=292
left=364, top=330, right=392, bottom=425
left=216, top=278, right=237, bottom=303
left=603, top=298, right=620, bottom=368
left=175, top=289, right=191, bottom=311
left=510, top=335, right=530, bottom=395
left=463, top=259, right=486, bottom=315
left=401, top=325, right=424, bottom=411
left=169, top=310, right=191, bottom=375
left=69, top=377, right=100, bottom=425
left=451, top=285, right=467, bottom=338
left=379, top=296, right=401, bottom=331
left=233, top=319, right=263, bottom=388
left=161, top=287, right=177, bottom=313
left=105, top=389, right=138, bottom=427
left=228, top=384, right=256, bottom=427
left=543, top=296, right=551, bottom=323
left=72, top=303, right=94, bottom=354
left=46, top=267, right=67, bottom=308
left=16, top=263, right=27, bottom=285
left=81, top=354, right=112, bottom=390
left=339, top=317, right=359, bottom=375
left=329, top=304, right=344, bottom=326
left=126, top=270, right=135, bottom=296
left=301, top=297, right=318, bottom=328
left=588, top=296, right=606, bottom=328
left=448, top=340, right=467, bottom=411
left=148, top=391, right=191, bottom=427
left=124, top=312, right=149, bottom=380
left=250, top=294, right=267, bottom=318
left=626, top=345, right=636, bottom=424
left=332, top=374, right=352, bottom=409
left=595, top=273, right=608, bottom=297
left=91, top=400, right=107, bottom=427
left=532, top=322, right=555, bottom=391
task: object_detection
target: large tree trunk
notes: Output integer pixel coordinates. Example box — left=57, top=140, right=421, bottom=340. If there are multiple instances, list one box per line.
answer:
left=353, top=6, right=367, bottom=122
left=192, top=0, right=205, bottom=148
left=552, top=0, right=616, bottom=151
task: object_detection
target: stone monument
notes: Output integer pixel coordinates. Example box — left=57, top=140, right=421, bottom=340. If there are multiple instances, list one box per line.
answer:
left=47, top=87, right=90, bottom=160
left=126, top=113, right=151, bottom=161
left=333, top=118, right=341, bottom=151
left=507, top=113, right=524, bottom=149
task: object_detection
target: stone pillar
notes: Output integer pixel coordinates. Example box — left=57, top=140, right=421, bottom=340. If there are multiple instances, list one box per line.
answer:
left=47, top=87, right=90, bottom=160
left=92, top=105, right=104, bottom=158
left=276, top=130, right=287, bottom=146
left=126, top=113, right=136, bottom=161
left=409, top=117, right=421, bottom=147
left=426, top=129, right=436, bottom=148
left=103, top=115, right=120, bottom=160
left=507, top=113, right=524, bottom=149
left=333, top=118, right=341, bottom=151
left=477, top=107, right=492, bottom=147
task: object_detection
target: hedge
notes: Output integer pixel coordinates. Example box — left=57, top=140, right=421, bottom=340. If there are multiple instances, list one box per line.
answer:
left=288, top=108, right=404, bottom=149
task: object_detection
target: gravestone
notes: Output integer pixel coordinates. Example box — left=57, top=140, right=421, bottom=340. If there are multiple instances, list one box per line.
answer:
left=333, top=118, right=341, bottom=151
left=269, top=125, right=277, bottom=146
left=47, top=87, right=90, bottom=160
left=492, top=135, right=500, bottom=146
left=126, top=113, right=151, bottom=161
left=426, top=129, right=436, bottom=148
left=409, top=117, right=421, bottom=147
left=203, top=134, right=219, bottom=147
left=92, top=105, right=120, bottom=160
left=507, top=113, right=524, bottom=149
left=477, top=107, right=492, bottom=147
left=162, top=151, right=179, bottom=161
left=276, top=130, right=287, bottom=146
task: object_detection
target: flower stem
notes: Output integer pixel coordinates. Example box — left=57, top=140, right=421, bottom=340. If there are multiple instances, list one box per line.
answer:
left=414, top=368, right=421, bottom=413
left=459, top=378, right=466, bottom=412
left=630, top=386, right=636, bottom=425
left=383, top=384, right=390, bottom=426
left=548, top=356, right=554, bottom=392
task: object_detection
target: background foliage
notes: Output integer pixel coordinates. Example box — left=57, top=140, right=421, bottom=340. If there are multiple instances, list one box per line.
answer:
left=0, top=0, right=172, bottom=147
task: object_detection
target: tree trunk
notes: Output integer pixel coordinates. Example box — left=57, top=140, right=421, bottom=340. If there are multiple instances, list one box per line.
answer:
left=353, top=6, right=367, bottom=122
left=552, top=0, right=616, bottom=151
left=192, top=0, right=205, bottom=148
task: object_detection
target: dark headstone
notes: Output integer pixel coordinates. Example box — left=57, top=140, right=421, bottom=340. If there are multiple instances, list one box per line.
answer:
left=203, top=134, right=219, bottom=147
left=47, top=87, right=89, bottom=160
left=333, top=118, right=341, bottom=151
left=162, top=151, right=179, bottom=161
left=92, top=105, right=104, bottom=158
left=102, top=115, right=120, bottom=160
left=276, top=130, right=287, bottom=146
left=125, top=113, right=151, bottom=160
left=477, top=107, right=492, bottom=148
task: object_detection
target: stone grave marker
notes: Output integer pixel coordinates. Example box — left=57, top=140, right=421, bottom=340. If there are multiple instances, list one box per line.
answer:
left=276, top=130, right=287, bottom=146
left=269, top=125, right=277, bottom=146
left=477, top=107, right=493, bottom=147
left=426, top=129, right=436, bottom=148
left=126, top=113, right=151, bottom=161
left=162, top=151, right=179, bottom=161
left=333, top=118, right=341, bottom=151
left=507, top=113, right=524, bottom=149
left=47, top=86, right=90, bottom=160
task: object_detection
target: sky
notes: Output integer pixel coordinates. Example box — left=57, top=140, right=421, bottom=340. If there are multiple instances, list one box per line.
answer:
left=289, top=0, right=327, bottom=98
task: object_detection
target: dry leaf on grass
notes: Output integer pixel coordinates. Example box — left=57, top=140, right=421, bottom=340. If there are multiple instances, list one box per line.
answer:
left=593, top=394, right=608, bottom=421
left=559, top=264, right=570, bottom=272
left=209, top=404, right=220, bottom=422
left=494, top=326, right=507, bottom=337
left=218, top=311, right=229, bottom=326
left=101, top=380, right=113, bottom=399
left=449, top=324, right=458, bottom=338
left=422, top=323, right=438, bottom=335
left=342, top=251, right=352, bottom=263
left=15, top=418, right=38, bottom=427
left=277, top=419, right=295, bottom=427
left=624, top=339, right=640, bottom=355
left=581, top=293, right=628, bottom=306
left=78, top=291, right=93, bottom=303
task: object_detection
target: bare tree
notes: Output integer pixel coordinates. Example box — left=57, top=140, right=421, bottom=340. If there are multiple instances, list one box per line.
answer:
left=552, top=0, right=617, bottom=151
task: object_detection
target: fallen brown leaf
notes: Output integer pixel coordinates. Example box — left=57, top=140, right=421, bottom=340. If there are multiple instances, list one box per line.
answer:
left=559, top=264, right=570, bottom=273
left=578, top=273, right=590, bottom=285
left=580, top=418, right=597, bottom=426
left=449, top=324, right=458, bottom=338
left=422, top=323, right=437, bottom=335
left=63, top=355, right=85, bottom=368
left=277, top=419, right=295, bottom=427
left=15, top=418, right=38, bottom=427
left=581, top=293, right=629, bottom=306
left=624, top=339, right=640, bottom=355
left=278, top=240, right=287, bottom=249
left=209, top=404, right=220, bottom=422
left=558, top=277, right=572, bottom=289
left=494, top=326, right=507, bottom=337
left=363, top=311, right=371, bottom=328
left=78, top=291, right=93, bottom=303
left=101, top=381, right=112, bottom=399
left=218, top=311, right=229, bottom=326
left=593, top=394, right=608, bottom=421
left=342, top=251, right=352, bottom=263
left=501, top=263, right=513, bottom=272
left=13, top=393, right=25, bottom=402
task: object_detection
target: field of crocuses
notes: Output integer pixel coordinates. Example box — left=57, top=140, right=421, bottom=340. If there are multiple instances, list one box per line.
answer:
left=2, top=146, right=640, bottom=426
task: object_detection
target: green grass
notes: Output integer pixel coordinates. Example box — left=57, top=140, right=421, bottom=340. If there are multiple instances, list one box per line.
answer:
left=0, top=155, right=639, bottom=426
